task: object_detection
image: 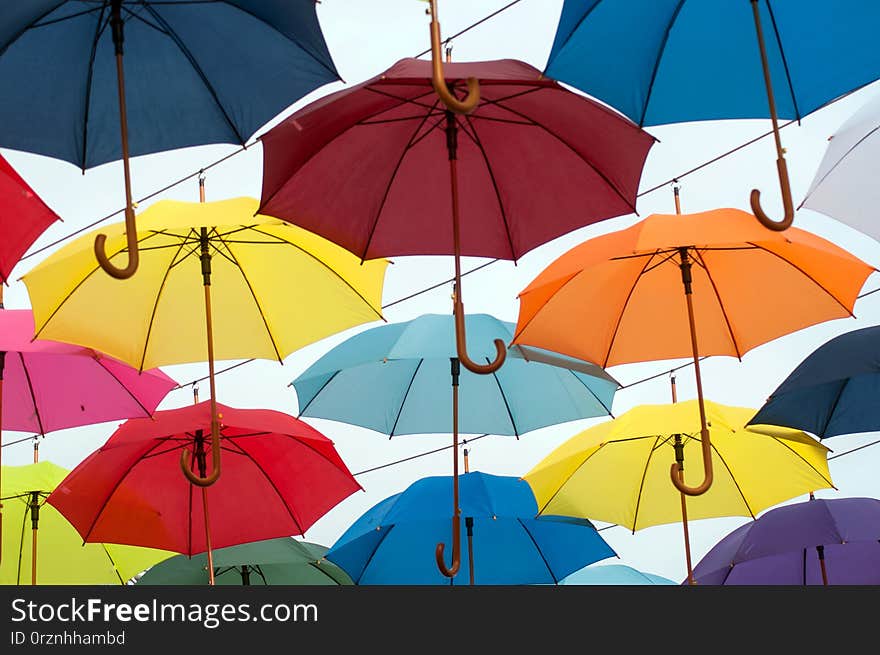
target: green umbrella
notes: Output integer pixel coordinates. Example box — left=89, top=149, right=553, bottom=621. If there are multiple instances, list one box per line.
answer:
left=135, top=537, right=353, bottom=585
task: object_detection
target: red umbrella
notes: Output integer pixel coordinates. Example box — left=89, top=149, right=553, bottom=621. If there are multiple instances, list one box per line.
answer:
left=257, top=0, right=655, bottom=580
left=47, top=401, right=361, bottom=584
left=0, top=153, right=59, bottom=285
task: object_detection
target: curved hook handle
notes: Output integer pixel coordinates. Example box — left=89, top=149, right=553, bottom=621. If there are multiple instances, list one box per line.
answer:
left=454, top=303, right=506, bottom=374
left=428, top=0, right=479, bottom=114
left=435, top=514, right=461, bottom=578
left=751, top=156, right=794, bottom=231
left=179, top=417, right=221, bottom=487
left=94, top=206, right=140, bottom=279
left=669, top=427, right=714, bottom=496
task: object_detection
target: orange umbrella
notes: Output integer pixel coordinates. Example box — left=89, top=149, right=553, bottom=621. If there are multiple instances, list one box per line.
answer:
left=512, top=205, right=875, bottom=497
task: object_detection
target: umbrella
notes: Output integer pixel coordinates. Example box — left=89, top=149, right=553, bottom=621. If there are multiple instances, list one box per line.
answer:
left=2, top=461, right=172, bottom=585
left=691, top=496, right=880, bottom=585
left=512, top=206, right=874, bottom=503
left=0, top=308, right=176, bottom=572
left=291, top=312, right=619, bottom=437
left=47, top=400, right=362, bottom=585
left=136, top=537, right=352, bottom=586
left=543, top=0, right=880, bottom=230
left=0, top=0, right=341, bottom=279
left=257, top=0, right=655, bottom=576
left=560, top=564, right=677, bottom=586
left=325, top=471, right=616, bottom=585
left=800, top=90, right=880, bottom=243
left=523, top=399, right=835, bottom=584
left=20, top=194, right=387, bottom=497
left=0, top=153, right=59, bottom=285
left=749, top=324, right=880, bottom=439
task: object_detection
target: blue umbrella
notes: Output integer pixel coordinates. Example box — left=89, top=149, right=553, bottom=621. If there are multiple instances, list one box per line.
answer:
left=543, top=0, right=880, bottom=230
left=325, top=471, right=617, bottom=585
left=560, top=564, right=677, bottom=586
left=0, top=1, right=340, bottom=278
left=749, top=325, right=880, bottom=439
left=292, top=313, right=618, bottom=437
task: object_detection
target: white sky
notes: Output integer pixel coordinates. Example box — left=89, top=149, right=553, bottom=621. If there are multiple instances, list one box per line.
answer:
left=3, top=0, right=880, bottom=584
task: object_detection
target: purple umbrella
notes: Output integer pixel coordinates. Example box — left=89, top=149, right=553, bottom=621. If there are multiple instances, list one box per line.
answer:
left=692, top=496, right=880, bottom=585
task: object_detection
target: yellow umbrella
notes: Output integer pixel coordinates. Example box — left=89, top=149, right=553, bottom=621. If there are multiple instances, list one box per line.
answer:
left=20, top=192, right=388, bottom=583
left=1, top=462, right=172, bottom=585
left=523, top=399, right=834, bottom=583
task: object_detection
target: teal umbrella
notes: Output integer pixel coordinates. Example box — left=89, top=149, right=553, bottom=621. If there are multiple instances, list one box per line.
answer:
left=135, top=538, right=352, bottom=586
left=560, top=564, right=677, bottom=586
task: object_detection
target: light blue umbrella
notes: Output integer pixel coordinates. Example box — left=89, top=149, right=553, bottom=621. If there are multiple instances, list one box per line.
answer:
left=325, top=472, right=616, bottom=585
left=291, top=313, right=618, bottom=437
left=561, top=564, right=677, bottom=586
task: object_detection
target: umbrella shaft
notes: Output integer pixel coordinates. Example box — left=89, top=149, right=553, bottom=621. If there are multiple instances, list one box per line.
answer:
left=31, top=528, right=37, bottom=586
left=750, top=0, right=784, bottom=155
left=202, top=488, right=215, bottom=586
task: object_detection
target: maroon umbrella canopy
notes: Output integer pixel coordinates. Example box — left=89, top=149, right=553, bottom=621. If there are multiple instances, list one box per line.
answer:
left=0, top=154, right=59, bottom=284
left=258, top=57, right=656, bottom=261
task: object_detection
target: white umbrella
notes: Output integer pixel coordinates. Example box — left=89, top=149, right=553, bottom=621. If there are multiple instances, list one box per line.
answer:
left=801, top=90, right=880, bottom=241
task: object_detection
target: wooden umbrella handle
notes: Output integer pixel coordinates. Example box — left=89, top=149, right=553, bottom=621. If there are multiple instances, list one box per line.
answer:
left=428, top=0, right=479, bottom=114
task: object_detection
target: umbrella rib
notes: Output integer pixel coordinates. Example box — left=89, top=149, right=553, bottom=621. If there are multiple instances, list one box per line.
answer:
left=81, top=437, right=171, bottom=545
left=0, top=4, right=89, bottom=57
left=31, top=230, right=166, bottom=340
left=545, top=0, right=609, bottom=73
left=138, top=235, right=193, bottom=372
left=16, top=352, right=47, bottom=437
left=388, top=360, right=423, bottom=439
left=355, top=525, right=395, bottom=584
left=309, top=560, right=348, bottom=585
left=246, top=226, right=385, bottom=322
left=535, top=440, right=618, bottom=515
left=511, top=271, right=581, bottom=346
left=100, top=544, right=126, bottom=585
left=140, top=5, right=244, bottom=144
left=800, top=124, right=880, bottom=208
left=638, top=0, right=686, bottom=127
left=486, top=357, right=519, bottom=438
left=746, top=242, right=859, bottom=318
left=517, top=518, right=559, bottom=584
left=693, top=248, right=743, bottom=360
left=93, top=354, right=155, bottom=418
left=765, top=434, right=836, bottom=491
left=460, top=115, right=517, bottom=260
left=820, top=378, right=850, bottom=437
left=296, top=371, right=340, bottom=417
left=222, top=437, right=306, bottom=535
left=702, top=437, right=755, bottom=519
left=477, top=94, right=641, bottom=213
left=80, top=4, right=111, bottom=171
left=213, top=230, right=283, bottom=363
left=31, top=6, right=104, bottom=28
left=360, top=113, right=446, bottom=126
left=631, top=436, right=662, bottom=533
left=364, top=86, right=442, bottom=112
left=603, top=252, right=657, bottom=369
left=764, top=0, right=803, bottom=122
left=359, top=96, right=443, bottom=261
left=566, top=371, right=615, bottom=417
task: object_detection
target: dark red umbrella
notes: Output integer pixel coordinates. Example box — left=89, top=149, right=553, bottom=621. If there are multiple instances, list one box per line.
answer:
left=0, top=153, right=59, bottom=285
left=258, top=1, right=655, bottom=580
left=47, top=400, right=361, bottom=584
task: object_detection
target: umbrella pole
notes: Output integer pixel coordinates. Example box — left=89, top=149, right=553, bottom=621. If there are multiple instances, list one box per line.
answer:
left=241, top=565, right=251, bottom=586
left=193, top=432, right=216, bottom=586
left=93, top=0, right=140, bottom=279
left=673, top=436, right=696, bottom=585
left=465, top=516, right=475, bottom=585
left=817, top=545, right=828, bottom=585
left=436, top=357, right=462, bottom=578
left=29, top=492, right=39, bottom=585
left=747, top=0, right=794, bottom=231
left=671, top=248, right=714, bottom=496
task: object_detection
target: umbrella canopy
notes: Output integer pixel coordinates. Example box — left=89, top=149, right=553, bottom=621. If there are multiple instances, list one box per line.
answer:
left=0, top=1, right=340, bottom=170
left=258, top=56, right=656, bottom=262
left=136, top=537, right=352, bottom=586
left=692, top=496, right=880, bottom=585
left=560, top=564, right=676, bottom=586
left=800, top=90, right=880, bottom=243
left=512, top=208, right=874, bottom=368
left=47, top=401, right=361, bottom=557
left=292, top=313, right=618, bottom=437
left=0, top=154, right=59, bottom=284
left=523, top=400, right=834, bottom=532
left=325, top=471, right=616, bottom=585
left=544, top=0, right=880, bottom=127
left=0, top=309, right=176, bottom=435
left=21, top=196, right=388, bottom=371
left=2, top=462, right=172, bottom=585
left=749, top=325, right=880, bottom=439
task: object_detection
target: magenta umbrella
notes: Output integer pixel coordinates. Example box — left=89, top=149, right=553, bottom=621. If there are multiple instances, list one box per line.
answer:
left=0, top=308, right=176, bottom=566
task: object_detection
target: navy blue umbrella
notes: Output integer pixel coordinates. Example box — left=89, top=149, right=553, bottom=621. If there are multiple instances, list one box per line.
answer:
left=0, top=1, right=340, bottom=278
left=749, top=325, right=880, bottom=439
left=325, top=472, right=616, bottom=585
left=544, top=1, right=880, bottom=231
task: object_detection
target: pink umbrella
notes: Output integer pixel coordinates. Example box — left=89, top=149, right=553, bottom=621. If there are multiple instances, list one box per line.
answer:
left=0, top=308, right=177, bottom=566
